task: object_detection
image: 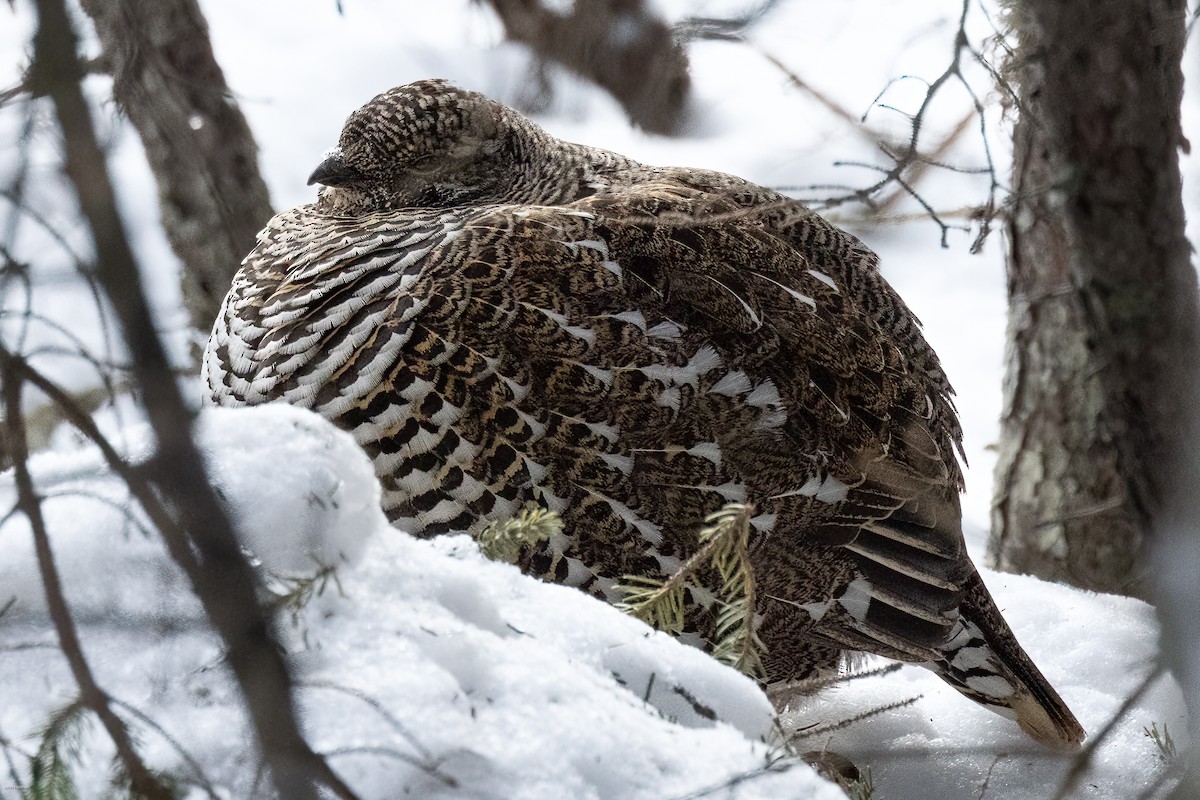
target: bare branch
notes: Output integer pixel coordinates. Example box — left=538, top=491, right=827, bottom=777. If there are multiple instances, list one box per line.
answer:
left=0, top=355, right=173, bottom=800
left=25, top=2, right=357, bottom=797
left=760, top=0, right=1004, bottom=249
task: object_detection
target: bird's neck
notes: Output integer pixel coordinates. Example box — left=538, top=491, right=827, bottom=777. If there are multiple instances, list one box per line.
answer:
left=500, top=115, right=641, bottom=205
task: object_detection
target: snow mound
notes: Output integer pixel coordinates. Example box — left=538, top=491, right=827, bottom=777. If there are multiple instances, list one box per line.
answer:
left=0, top=405, right=838, bottom=799
left=1, top=405, right=1187, bottom=798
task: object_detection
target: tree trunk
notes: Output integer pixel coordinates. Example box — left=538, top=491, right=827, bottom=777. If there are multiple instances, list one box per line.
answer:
left=79, top=0, right=273, bottom=331
left=484, top=0, right=690, bottom=135
left=990, top=0, right=1198, bottom=599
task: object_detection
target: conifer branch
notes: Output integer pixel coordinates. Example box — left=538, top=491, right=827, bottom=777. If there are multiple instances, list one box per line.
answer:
left=788, top=695, right=921, bottom=743
left=616, top=502, right=767, bottom=674
left=27, top=698, right=88, bottom=800
left=268, top=559, right=344, bottom=621
left=476, top=502, right=562, bottom=563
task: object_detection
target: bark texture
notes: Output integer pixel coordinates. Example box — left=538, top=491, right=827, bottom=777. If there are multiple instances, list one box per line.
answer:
left=484, top=0, right=690, bottom=135
left=79, top=0, right=272, bottom=331
left=990, top=0, right=1198, bottom=598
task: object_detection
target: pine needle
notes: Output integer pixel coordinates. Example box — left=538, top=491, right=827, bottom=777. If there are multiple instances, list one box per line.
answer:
left=616, top=502, right=767, bottom=677
left=267, top=558, right=344, bottom=624
left=27, top=697, right=88, bottom=800
left=476, top=502, right=563, bottom=563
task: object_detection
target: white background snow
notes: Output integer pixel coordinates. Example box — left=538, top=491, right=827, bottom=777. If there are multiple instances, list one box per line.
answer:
left=0, top=1, right=1194, bottom=798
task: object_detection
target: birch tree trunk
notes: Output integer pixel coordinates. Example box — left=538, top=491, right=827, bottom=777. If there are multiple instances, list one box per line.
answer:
left=990, top=1, right=1198, bottom=599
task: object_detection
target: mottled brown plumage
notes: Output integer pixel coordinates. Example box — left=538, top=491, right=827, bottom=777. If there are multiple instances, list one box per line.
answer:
left=203, top=79, right=1084, bottom=746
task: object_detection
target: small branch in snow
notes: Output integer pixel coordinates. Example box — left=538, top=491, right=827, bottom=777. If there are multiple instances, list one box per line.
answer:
left=976, top=753, right=1003, bottom=800
left=767, top=661, right=904, bottom=709
left=322, top=747, right=462, bottom=790
left=671, top=685, right=718, bottom=722
left=786, top=694, right=922, bottom=744
left=665, top=755, right=812, bottom=800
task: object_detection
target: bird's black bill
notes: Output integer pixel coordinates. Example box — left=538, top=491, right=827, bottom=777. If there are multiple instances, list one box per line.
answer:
left=307, top=154, right=361, bottom=187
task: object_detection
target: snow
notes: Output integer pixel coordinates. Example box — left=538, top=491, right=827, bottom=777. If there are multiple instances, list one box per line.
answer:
left=786, top=571, right=1187, bottom=798
left=0, top=405, right=838, bottom=799
left=0, top=0, right=1196, bottom=797
left=0, top=406, right=1190, bottom=798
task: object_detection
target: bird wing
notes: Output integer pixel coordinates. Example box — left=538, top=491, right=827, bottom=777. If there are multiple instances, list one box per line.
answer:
left=569, top=178, right=973, bottom=659
left=204, top=182, right=971, bottom=662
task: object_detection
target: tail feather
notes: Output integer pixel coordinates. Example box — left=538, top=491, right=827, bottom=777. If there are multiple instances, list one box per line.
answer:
left=934, top=571, right=1086, bottom=748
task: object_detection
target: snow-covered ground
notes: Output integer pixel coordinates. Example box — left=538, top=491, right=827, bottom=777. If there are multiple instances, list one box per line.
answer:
left=1, top=406, right=843, bottom=799
left=0, top=0, right=1195, bottom=797
left=0, top=405, right=1188, bottom=798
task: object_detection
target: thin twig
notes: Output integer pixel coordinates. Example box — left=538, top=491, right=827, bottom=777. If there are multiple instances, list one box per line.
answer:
left=786, top=695, right=922, bottom=743
left=299, top=681, right=438, bottom=765
left=755, top=48, right=894, bottom=150
left=1052, top=663, right=1166, bottom=800
left=25, top=3, right=360, bottom=796
left=321, top=747, right=460, bottom=790
left=767, top=662, right=904, bottom=707
left=0, top=356, right=172, bottom=799
left=0, top=347, right=199, bottom=572
left=110, top=698, right=221, bottom=799
left=876, top=106, right=977, bottom=214
left=977, top=753, right=1004, bottom=800
left=763, top=0, right=1003, bottom=250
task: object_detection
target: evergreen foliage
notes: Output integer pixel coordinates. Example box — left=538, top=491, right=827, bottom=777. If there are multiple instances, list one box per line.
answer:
left=25, top=698, right=87, bottom=800
left=476, top=502, right=563, bottom=563
left=616, top=502, right=766, bottom=677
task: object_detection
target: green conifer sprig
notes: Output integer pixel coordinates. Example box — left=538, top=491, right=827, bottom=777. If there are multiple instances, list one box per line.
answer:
left=26, top=697, right=87, bottom=800
left=616, top=502, right=766, bottom=676
left=477, top=502, right=563, bottom=563
left=614, top=573, right=689, bottom=635
left=268, top=558, right=343, bottom=622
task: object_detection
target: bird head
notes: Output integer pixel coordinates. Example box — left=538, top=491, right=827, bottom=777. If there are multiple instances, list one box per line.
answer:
left=308, top=79, right=568, bottom=215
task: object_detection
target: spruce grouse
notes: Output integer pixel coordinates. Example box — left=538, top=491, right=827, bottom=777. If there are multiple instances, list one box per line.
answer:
left=203, top=79, right=1085, bottom=746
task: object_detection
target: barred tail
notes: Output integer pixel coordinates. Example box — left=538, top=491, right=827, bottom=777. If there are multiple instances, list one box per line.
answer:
left=935, top=571, right=1085, bottom=748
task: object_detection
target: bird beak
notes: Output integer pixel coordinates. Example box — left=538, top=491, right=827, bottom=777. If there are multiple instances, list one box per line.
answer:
left=307, top=151, right=360, bottom=187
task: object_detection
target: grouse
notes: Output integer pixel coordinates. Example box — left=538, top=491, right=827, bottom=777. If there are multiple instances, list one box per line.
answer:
left=203, top=78, right=1085, bottom=746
